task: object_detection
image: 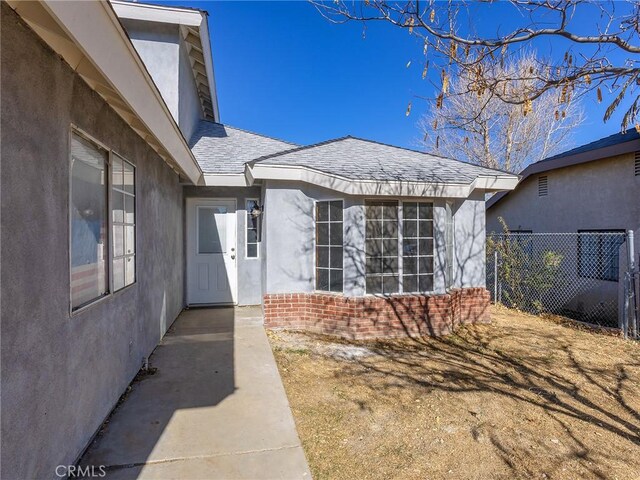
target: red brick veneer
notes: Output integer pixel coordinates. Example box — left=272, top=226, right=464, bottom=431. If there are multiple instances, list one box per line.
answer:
left=263, top=288, right=491, bottom=339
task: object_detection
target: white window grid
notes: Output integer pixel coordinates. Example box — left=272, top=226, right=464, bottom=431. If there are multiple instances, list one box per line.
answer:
left=364, top=200, right=435, bottom=295
left=111, top=153, right=136, bottom=292
left=315, top=200, right=344, bottom=293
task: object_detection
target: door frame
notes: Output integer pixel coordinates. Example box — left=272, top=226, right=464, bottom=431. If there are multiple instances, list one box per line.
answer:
left=186, top=197, right=238, bottom=306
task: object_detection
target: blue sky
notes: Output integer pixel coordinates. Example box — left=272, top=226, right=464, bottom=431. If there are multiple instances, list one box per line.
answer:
left=162, top=1, right=635, bottom=151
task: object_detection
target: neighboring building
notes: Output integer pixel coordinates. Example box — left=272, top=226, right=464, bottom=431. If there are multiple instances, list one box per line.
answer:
left=486, top=130, right=640, bottom=325
left=1, top=1, right=517, bottom=478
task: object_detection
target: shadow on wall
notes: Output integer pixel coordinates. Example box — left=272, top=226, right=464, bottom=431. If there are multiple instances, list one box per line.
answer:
left=78, top=307, right=236, bottom=479
left=268, top=171, right=490, bottom=338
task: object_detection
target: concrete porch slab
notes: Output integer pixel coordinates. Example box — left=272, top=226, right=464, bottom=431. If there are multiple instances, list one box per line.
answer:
left=80, top=307, right=310, bottom=479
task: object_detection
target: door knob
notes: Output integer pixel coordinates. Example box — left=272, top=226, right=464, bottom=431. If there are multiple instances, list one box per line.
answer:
left=231, top=254, right=236, bottom=260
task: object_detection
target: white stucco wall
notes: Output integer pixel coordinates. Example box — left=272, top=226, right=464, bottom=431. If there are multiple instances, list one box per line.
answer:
left=262, top=180, right=487, bottom=297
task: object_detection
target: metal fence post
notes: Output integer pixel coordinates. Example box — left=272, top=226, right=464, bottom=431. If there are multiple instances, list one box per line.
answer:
left=494, top=250, right=498, bottom=303
left=626, top=230, right=637, bottom=338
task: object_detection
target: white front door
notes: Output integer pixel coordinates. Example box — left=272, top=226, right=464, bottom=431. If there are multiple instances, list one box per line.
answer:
left=186, top=198, right=237, bottom=305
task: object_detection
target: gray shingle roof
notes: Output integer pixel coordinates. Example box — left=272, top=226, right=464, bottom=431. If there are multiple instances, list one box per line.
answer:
left=543, top=128, right=639, bottom=162
left=189, top=121, right=297, bottom=174
left=252, top=136, right=513, bottom=183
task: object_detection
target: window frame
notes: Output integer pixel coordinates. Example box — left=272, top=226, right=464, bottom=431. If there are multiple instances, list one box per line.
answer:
left=400, top=201, right=435, bottom=294
left=245, top=198, right=261, bottom=259
left=364, top=200, right=435, bottom=296
left=69, top=126, right=137, bottom=316
left=314, top=199, right=344, bottom=293
left=111, top=152, right=137, bottom=292
left=577, top=229, right=625, bottom=282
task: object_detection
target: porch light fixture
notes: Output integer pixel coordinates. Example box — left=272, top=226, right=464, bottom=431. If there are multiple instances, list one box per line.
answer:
left=250, top=203, right=264, bottom=218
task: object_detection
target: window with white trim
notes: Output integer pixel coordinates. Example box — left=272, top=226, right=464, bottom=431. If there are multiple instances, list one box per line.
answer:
left=112, top=154, right=136, bottom=291
left=365, top=200, right=399, bottom=294
left=365, top=200, right=435, bottom=295
left=70, top=133, right=109, bottom=310
left=402, top=202, right=434, bottom=292
left=246, top=199, right=260, bottom=258
left=316, top=200, right=343, bottom=292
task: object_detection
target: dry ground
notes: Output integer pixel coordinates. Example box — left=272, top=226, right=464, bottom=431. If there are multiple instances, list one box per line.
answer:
left=268, top=307, right=640, bottom=480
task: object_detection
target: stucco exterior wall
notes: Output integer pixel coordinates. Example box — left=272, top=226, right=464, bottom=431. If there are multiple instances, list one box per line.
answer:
left=120, top=18, right=180, bottom=122
left=262, top=180, right=487, bottom=297
left=1, top=8, right=184, bottom=479
left=183, top=186, right=263, bottom=306
left=120, top=18, right=202, bottom=142
left=451, top=193, right=487, bottom=289
left=487, top=153, right=640, bottom=234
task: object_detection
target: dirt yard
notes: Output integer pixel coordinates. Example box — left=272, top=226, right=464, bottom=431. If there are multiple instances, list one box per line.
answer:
left=268, top=306, right=640, bottom=480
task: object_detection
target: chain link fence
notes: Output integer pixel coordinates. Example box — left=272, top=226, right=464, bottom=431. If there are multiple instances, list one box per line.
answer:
left=487, top=232, right=632, bottom=330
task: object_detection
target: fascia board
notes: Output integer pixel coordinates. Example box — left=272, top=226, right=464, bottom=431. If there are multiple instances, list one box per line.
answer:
left=248, top=164, right=474, bottom=198
left=198, top=15, right=220, bottom=122
left=203, top=174, right=249, bottom=187
left=110, top=1, right=203, bottom=26
left=249, top=164, right=520, bottom=197
left=473, top=175, right=520, bottom=191
left=43, top=0, right=203, bottom=184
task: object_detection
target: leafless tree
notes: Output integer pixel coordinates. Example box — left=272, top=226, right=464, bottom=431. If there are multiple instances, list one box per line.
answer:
left=419, top=53, right=584, bottom=172
left=312, top=0, right=640, bottom=131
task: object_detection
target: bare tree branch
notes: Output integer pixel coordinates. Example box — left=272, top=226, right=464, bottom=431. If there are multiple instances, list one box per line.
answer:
left=418, top=53, right=585, bottom=173
left=312, top=0, right=640, bottom=130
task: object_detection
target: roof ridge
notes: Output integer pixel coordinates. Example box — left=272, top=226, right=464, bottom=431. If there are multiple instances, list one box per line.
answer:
left=198, top=119, right=299, bottom=146
left=249, top=136, right=352, bottom=165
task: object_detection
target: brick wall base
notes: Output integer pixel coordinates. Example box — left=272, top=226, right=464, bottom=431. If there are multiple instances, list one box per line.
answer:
left=263, top=288, right=491, bottom=339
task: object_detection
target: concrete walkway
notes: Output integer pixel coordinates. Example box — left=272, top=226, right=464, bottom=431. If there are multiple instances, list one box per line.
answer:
left=80, top=307, right=311, bottom=479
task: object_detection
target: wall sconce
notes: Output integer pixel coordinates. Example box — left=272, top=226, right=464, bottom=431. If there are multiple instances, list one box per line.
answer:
left=250, top=203, right=264, bottom=218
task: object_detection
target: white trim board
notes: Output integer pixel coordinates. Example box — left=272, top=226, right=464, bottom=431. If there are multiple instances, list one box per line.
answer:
left=246, top=163, right=519, bottom=198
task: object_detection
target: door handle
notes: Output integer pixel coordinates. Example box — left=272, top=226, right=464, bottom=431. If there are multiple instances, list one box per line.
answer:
left=231, top=254, right=236, bottom=260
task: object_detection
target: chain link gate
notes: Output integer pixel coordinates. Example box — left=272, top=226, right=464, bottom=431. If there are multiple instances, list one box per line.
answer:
left=487, top=232, right=636, bottom=333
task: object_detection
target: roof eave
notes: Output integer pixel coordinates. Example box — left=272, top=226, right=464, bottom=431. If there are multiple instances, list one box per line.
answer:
left=247, top=164, right=518, bottom=198
left=9, top=0, right=203, bottom=184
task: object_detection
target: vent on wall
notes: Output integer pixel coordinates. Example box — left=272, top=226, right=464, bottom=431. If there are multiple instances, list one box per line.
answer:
left=635, top=151, right=640, bottom=176
left=538, top=175, right=548, bottom=196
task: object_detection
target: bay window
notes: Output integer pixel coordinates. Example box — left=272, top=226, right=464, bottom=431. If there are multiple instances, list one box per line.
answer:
left=365, top=200, right=435, bottom=295
left=365, top=201, right=399, bottom=294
